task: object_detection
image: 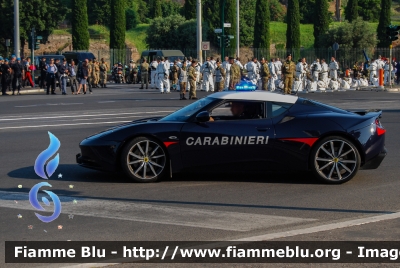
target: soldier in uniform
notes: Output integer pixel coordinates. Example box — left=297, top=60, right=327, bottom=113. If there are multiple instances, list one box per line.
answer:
left=99, top=58, right=108, bottom=88
left=281, top=54, right=296, bottom=95
left=260, top=58, right=271, bottom=91
left=214, top=60, right=225, bottom=92
left=93, top=59, right=100, bottom=88
left=178, top=61, right=188, bottom=99
left=188, top=59, right=198, bottom=99
left=139, top=58, right=150, bottom=89
left=87, top=59, right=93, bottom=93
left=170, top=60, right=179, bottom=90
left=352, top=61, right=359, bottom=79
left=229, top=57, right=241, bottom=90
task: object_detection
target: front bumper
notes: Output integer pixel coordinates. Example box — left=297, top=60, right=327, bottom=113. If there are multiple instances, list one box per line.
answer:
left=361, top=147, right=387, bottom=170
left=76, top=139, right=121, bottom=172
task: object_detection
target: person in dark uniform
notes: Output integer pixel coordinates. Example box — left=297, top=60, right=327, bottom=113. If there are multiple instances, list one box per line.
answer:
left=59, top=58, right=69, bottom=95
left=46, top=59, right=58, bottom=95
left=54, top=58, right=61, bottom=91
left=11, top=58, right=24, bottom=95
left=1, top=59, right=11, bottom=96
left=39, top=57, right=47, bottom=89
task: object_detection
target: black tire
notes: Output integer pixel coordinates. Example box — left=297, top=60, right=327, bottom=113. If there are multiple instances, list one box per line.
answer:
left=120, top=136, right=167, bottom=183
left=310, top=136, right=361, bottom=184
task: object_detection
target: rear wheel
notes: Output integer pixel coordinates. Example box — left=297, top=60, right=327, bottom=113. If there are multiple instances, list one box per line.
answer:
left=120, top=137, right=167, bottom=182
left=311, top=136, right=360, bottom=184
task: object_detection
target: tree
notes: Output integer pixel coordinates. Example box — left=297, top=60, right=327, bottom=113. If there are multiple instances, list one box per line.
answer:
left=72, top=0, right=90, bottom=50
left=161, top=0, right=182, bottom=17
left=203, top=0, right=221, bottom=46
left=88, top=0, right=111, bottom=26
left=377, top=0, right=391, bottom=47
left=183, top=0, right=196, bottom=20
left=0, top=0, right=67, bottom=54
left=126, top=8, right=140, bottom=30
left=253, top=0, right=270, bottom=53
left=318, top=17, right=377, bottom=49
left=110, top=0, right=126, bottom=49
left=145, top=15, right=186, bottom=48
left=286, top=0, right=300, bottom=54
left=344, top=0, right=358, bottom=22
left=299, top=0, right=315, bottom=23
left=270, top=0, right=285, bottom=22
left=358, top=0, right=380, bottom=22
left=224, top=0, right=237, bottom=56
left=153, top=0, right=162, bottom=17
left=134, top=0, right=149, bottom=23
left=238, top=0, right=256, bottom=46
left=313, top=0, right=329, bottom=48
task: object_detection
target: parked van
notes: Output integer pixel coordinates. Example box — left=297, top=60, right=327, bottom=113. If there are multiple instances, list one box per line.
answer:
left=140, top=50, right=184, bottom=65
left=63, top=52, right=96, bottom=63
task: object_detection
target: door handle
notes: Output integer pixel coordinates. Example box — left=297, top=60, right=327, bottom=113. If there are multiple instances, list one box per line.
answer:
left=256, top=127, right=270, bottom=132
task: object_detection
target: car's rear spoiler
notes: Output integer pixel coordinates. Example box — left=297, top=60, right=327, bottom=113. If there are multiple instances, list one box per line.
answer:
left=350, top=109, right=382, bottom=118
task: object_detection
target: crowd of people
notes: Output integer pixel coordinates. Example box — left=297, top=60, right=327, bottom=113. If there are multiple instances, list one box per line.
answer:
left=0, top=55, right=111, bottom=96
left=1, top=52, right=398, bottom=97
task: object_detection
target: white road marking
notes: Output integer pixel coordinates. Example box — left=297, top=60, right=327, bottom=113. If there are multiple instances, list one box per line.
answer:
left=0, top=191, right=313, bottom=232
left=232, top=211, right=400, bottom=241
left=0, top=121, right=132, bottom=130
left=0, top=111, right=173, bottom=121
left=15, top=103, right=83, bottom=108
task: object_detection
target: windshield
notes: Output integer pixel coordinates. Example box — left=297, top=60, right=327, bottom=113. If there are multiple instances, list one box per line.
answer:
left=160, top=97, right=215, bottom=122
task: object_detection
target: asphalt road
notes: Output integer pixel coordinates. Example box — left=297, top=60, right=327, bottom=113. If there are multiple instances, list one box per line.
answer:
left=0, top=84, right=400, bottom=268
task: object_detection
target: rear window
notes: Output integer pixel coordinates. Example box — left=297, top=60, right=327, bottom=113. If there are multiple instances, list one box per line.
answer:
left=306, top=99, right=351, bottom=114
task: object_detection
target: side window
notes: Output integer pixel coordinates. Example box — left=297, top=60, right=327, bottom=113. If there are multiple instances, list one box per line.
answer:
left=210, top=101, right=265, bottom=120
left=266, top=102, right=292, bottom=118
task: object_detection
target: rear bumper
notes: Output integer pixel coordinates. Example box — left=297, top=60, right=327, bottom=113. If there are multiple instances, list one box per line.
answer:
left=361, top=147, right=387, bottom=170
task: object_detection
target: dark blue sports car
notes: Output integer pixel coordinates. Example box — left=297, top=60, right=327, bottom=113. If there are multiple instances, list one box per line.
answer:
left=76, top=91, right=386, bottom=184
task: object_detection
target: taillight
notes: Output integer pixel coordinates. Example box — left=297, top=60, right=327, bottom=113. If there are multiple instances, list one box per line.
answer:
left=375, top=118, right=386, bottom=136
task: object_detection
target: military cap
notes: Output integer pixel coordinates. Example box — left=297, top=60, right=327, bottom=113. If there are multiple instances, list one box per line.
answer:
left=192, top=59, right=198, bottom=63
left=17, top=58, right=21, bottom=61
left=286, top=53, right=292, bottom=57
left=229, top=57, right=235, bottom=60
left=5, top=58, right=9, bottom=62
left=188, top=56, right=193, bottom=60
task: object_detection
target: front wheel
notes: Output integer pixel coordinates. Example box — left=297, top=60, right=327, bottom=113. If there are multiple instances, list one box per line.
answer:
left=120, top=137, right=167, bottom=182
left=310, top=136, right=361, bottom=184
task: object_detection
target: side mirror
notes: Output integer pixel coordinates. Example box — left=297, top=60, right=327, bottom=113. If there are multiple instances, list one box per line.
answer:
left=196, top=111, right=210, bottom=123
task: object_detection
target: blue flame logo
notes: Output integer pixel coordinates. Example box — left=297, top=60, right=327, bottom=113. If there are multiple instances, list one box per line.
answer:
left=34, top=132, right=60, bottom=179
left=29, top=182, right=62, bottom=223
left=30, top=131, right=62, bottom=223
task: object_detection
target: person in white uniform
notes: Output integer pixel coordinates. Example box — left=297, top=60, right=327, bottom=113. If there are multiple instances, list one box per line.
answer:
left=274, top=58, right=282, bottom=80
left=329, top=57, right=339, bottom=80
left=200, top=57, right=215, bottom=92
left=311, top=59, right=321, bottom=82
left=268, top=58, right=277, bottom=91
left=368, top=59, right=378, bottom=84
left=156, top=57, right=170, bottom=93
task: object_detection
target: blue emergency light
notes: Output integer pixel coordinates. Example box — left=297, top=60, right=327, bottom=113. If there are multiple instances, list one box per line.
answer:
left=235, top=78, right=257, bottom=91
